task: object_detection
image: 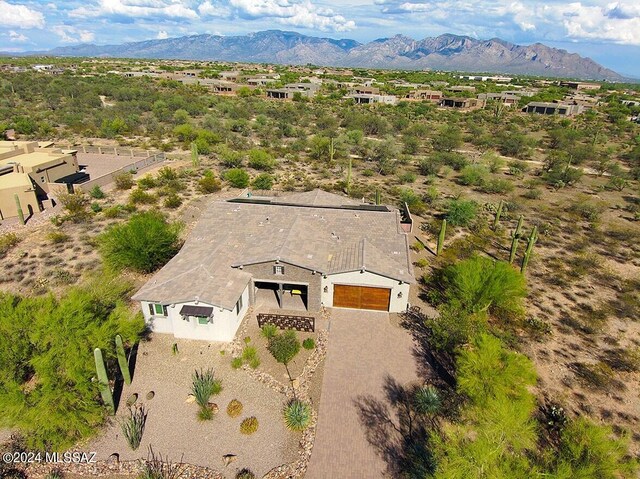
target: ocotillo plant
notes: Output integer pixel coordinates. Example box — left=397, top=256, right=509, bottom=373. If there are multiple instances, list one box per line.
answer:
left=437, top=219, right=447, bottom=256
left=14, top=194, right=24, bottom=225
left=190, top=142, right=199, bottom=167
left=94, top=348, right=114, bottom=414
left=521, top=225, right=538, bottom=273
left=115, top=334, right=131, bottom=385
left=493, top=200, right=504, bottom=229
left=509, top=215, right=524, bottom=264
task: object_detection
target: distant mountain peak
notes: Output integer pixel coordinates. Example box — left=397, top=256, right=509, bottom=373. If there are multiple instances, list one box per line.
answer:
left=36, top=29, right=621, bottom=81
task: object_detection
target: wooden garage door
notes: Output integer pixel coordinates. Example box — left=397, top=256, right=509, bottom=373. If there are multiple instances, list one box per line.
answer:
left=333, top=285, right=391, bottom=311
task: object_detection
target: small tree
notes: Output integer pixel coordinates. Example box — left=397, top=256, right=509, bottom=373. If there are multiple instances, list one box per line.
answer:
left=224, top=168, right=250, bottom=188
left=445, top=199, right=478, bottom=227
left=98, top=211, right=183, bottom=273
left=251, top=173, right=274, bottom=190
left=58, top=190, right=90, bottom=223
left=268, top=330, right=300, bottom=385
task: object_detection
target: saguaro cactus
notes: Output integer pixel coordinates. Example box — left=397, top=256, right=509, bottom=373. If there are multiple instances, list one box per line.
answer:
left=493, top=200, right=504, bottom=230
left=190, top=141, right=199, bottom=167
left=115, top=334, right=131, bottom=386
left=329, top=137, right=335, bottom=163
left=437, top=219, right=447, bottom=256
left=345, top=157, right=352, bottom=194
left=94, top=348, right=114, bottom=414
left=14, top=194, right=24, bottom=225
left=521, top=225, right=538, bottom=273
left=509, top=215, right=524, bottom=264
left=375, top=189, right=381, bottom=206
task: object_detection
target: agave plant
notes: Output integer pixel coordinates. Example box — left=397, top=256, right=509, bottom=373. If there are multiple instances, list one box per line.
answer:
left=283, top=399, right=312, bottom=432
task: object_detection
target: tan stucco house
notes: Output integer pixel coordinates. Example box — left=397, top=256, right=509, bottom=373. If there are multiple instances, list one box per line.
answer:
left=132, top=190, right=414, bottom=342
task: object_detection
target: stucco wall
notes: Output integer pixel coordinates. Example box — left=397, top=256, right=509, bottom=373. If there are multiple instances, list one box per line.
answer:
left=141, top=285, right=249, bottom=342
left=321, top=270, right=410, bottom=313
left=0, top=186, right=38, bottom=220
left=241, top=261, right=322, bottom=311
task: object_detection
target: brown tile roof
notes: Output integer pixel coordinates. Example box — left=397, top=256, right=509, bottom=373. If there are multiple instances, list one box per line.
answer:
left=132, top=190, right=414, bottom=308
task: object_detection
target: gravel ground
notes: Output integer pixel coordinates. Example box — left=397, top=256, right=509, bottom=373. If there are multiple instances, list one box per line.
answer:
left=88, top=332, right=298, bottom=479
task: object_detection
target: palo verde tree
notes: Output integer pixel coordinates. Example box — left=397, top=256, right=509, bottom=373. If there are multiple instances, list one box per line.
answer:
left=267, top=330, right=301, bottom=392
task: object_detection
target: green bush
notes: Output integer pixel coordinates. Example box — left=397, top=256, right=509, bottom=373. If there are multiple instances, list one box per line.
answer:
left=236, top=468, right=256, bottom=479
left=120, top=405, right=146, bottom=451
left=163, top=193, right=182, bottom=209
left=459, top=164, right=489, bottom=186
left=268, top=330, right=300, bottom=382
left=191, top=368, right=221, bottom=421
left=91, top=202, right=102, bottom=213
left=283, top=399, right=312, bottom=431
left=302, top=338, right=316, bottom=350
left=89, top=185, right=106, bottom=199
left=129, top=188, right=157, bottom=205
left=46, top=230, right=69, bottom=244
left=103, top=205, right=125, bottom=219
left=137, top=175, right=157, bottom=190
left=481, top=177, right=515, bottom=194
left=251, top=173, right=274, bottom=190
left=248, top=149, right=276, bottom=171
left=445, top=199, right=478, bottom=227
left=114, top=171, right=135, bottom=190
left=0, top=233, right=20, bottom=258
left=198, top=173, right=222, bottom=194
left=58, top=191, right=90, bottom=223
left=97, top=211, right=183, bottom=273
left=261, top=323, right=278, bottom=339
left=224, top=168, right=250, bottom=188
left=240, top=416, right=259, bottom=435
left=227, top=399, right=243, bottom=418
left=231, top=357, right=243, bottom=369
left=0, top=276, right=144, bottom=450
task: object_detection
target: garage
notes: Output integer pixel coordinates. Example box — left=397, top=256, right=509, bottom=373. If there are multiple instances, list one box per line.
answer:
left=332, top=285, right=391, bottom=311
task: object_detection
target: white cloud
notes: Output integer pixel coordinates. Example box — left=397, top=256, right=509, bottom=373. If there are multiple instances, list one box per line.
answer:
left=229, top=0, right=356, bottom=31
left=0, top=1, right=45, bottom=29
left=70, top=0, right=199, bottom=21
left=375, top=0, right=640, bottom=45
left=198, top=0, right=231, bottom=17
left=157, top=29, right=169, bottom=38
left=53, top=25, right=96, bottom=43
left=8, top=30, right=28, bottom=42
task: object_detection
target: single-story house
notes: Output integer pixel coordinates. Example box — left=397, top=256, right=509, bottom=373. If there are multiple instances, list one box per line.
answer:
left=345, top=93, right=398, bottom=105
left=522, top=102, right=584, bottom=116
left=132, top=190, right=414, bottom=341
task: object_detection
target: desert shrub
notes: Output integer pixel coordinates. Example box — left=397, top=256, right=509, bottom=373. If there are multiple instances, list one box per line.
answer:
left=251, top=173, right=274, bottom=190
left=240, top=417, right=259, bottom=435
left=268, top=330, right=300, bottom=381
left=236, top=469, right=256, bottom=479
left=224, top=168, right=250, bottom=188
left=445, top=199, right=478, bottom=227
left=58, top=190, right=90, bottom=222
left=137, top=175, right=157, bottom=190
left=129, top=188, right=156, bottom=205
left=482, top=177, right=514, bottom=194
left=227, top=399, right=243, bottom=418
left=138, top=447, right=187, bottom=479
left=103, top=205, right=126, bottom=219
left=440, top=255, right=527, bottom=320
left=120, top=405, right=146, bottom=451
left=415, top=258, right=429, bottom=268
left=198, top=171, right=221, bottom=193
left=0, top=233, right=20, bottom=258
left=283, top=399, right=312, bottom=431
left=47, top=230, right=71, bottom=244
left=248, top=149, right=276, bottom=171
left=191, top=368, right=221, bottom=421
left=569, top=197, right=607, bottom=222
left=414, top=385, right=442, bottom=417
left=45, top=469, right=64, bottom=479
left=398, top=188, right=426, bottom=215
left=0, top=276, right=144, bottom=450
left=114, top=171, right=135, bottom=190
left=523, top=188, right=542, bottom=200
left=163, top=193, right=182, bottom=209
left=459, top=164, right=489, bottom=186
left=242, top=345, right=258, bottom=364
left=398, top=171, right=417, bottom=184
left=435, top=151, right=468, bottom=171
left=261, top=323, right=278, bottom=339
left=549, top=418, right=638, bottom=478
left=419, top=157, right=442, bottom=176
left=98, top=211, right=182, bottom=273
left=89, top=185, right=106, bottom=199
left=231, top=357, right=243, bottom=369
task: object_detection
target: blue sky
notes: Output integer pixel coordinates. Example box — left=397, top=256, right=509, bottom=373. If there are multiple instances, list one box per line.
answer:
left=1, top=0, right=640, bottom=77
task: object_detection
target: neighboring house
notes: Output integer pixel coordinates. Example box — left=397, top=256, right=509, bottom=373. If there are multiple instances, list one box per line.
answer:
left=477, top=92, right=521, bottom=106
left=440, top=97, right=485, bottom=109
left=522, top=102, right=584, bottom=116
left=345, top=93, right=397, bottom=105
left=266, top=83, right=320, bottom=100
left=0, top=141, right=85, bottom=220
left=350, top=86, right=380, bottom=95
left=559, top=81, right=600, bottom=91
left=133, top=190, right=414, bottom=341
left=405, top=90, right=442, bottom=102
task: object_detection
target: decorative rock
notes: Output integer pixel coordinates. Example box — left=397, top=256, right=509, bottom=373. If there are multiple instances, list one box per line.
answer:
left=207, top=402, right=219, bottom=414
left=107, top=453, right=119, bottom=464
left=186, top=394, right=196, bottom=404
left=146, top=390, right=155, bottom=401
left=291, top=378, right=300, bottom=390
left=222, top=454, right=237, bottom=467
left=126, top=393, right=138, bottom=407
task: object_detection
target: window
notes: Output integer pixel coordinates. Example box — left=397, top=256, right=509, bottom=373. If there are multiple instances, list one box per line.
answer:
left=150, top=303, right=167, bottom=316
left=235, top=296, right=243, bottom=315
left=274, top=265, right=285, bottom=275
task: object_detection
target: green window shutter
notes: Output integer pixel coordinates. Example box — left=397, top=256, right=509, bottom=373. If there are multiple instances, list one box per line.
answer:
left=198, top=317, right=209, bottom=325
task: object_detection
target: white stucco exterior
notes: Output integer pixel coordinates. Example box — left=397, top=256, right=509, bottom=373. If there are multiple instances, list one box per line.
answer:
left=321, top=270, right=410, bottom=313
left=141, top=285, right=250, bottom=342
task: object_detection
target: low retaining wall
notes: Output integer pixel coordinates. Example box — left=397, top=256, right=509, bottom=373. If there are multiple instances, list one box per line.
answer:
left=257, top=313, right=315, bottom=332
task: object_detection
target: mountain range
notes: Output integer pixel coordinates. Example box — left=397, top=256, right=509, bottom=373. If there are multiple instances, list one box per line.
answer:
left=23, top=30, right=623, bottom=81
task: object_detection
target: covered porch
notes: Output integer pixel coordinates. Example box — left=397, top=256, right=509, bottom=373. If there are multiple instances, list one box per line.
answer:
left=253, top=280, right=308, bottom=312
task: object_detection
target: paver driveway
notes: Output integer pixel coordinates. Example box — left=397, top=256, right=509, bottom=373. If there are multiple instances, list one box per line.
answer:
left=306, top=309, right=420, bottom=479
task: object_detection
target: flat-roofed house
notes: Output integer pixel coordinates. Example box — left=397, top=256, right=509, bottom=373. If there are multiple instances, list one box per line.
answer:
left=440, top=97, right=485, bottom=109
left=477, top=92, right=521, bottom=106
left=522, top=102, right=584, bottom=116
left=0, top=141, right=85, bottom=219
left=405, top=90, right=442, bottom=101
left=132, top=190, right=414, bottom=341
left=346, top=93, right=398, bottom=105
left=266, top=83, right=320, bottom=100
